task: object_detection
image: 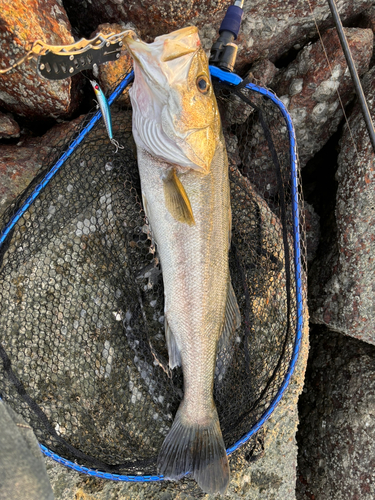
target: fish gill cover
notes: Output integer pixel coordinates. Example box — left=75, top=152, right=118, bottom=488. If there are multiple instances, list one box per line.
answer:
left=0, top=69, right=306, bottom=492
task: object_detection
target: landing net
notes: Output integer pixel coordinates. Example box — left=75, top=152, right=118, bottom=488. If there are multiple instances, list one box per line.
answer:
left=0, top=68, right=306, bottom=482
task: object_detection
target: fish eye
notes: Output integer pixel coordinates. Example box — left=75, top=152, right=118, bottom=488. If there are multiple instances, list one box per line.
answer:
left=196, top=75, right=210, bottom=94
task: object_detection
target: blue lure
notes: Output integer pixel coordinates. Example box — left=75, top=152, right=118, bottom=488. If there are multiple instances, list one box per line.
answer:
left=90, top=80, right=124, bottom=153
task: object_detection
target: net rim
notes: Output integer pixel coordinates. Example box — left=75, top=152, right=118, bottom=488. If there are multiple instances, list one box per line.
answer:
left=0, top=67, right=304, bottom=481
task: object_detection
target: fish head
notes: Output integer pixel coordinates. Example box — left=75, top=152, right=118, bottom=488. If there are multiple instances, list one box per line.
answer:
left=125, top=27, right=220, bottom=172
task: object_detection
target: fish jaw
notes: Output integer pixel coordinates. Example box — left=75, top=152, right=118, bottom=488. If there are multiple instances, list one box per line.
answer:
left=125, top=27, right=220, bottom=173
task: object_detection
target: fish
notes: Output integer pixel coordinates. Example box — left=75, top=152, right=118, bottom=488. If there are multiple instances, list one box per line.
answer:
left=124, top=26, right=241, bottom=495
left=90, top=80, right=124, bottom=153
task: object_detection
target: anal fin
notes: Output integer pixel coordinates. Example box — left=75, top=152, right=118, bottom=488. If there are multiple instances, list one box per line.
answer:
left=216, top=281, right=241, bottom=385
left=219, top=280, right=241, bottom=352
left=165, top=317, right=182, bottom=369
left=163, top=168, right=195, bottom=226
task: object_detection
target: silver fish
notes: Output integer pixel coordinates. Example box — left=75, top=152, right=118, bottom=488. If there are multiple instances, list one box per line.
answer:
left=125, top=26, right=240, bottom=495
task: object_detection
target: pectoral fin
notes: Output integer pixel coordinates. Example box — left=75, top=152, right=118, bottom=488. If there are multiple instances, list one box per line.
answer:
left=165, top=317, right=182, bottom=369
left=163, top=168, right=195, bottom=226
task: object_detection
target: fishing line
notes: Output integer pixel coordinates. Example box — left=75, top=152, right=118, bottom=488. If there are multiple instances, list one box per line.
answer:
left=305, top=0, right=359, bottom=155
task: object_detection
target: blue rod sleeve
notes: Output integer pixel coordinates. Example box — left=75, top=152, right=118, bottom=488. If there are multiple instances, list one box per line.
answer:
left=219, top=5, right=244, bottom=40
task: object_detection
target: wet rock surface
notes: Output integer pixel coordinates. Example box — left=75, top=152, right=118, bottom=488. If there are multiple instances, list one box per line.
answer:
left=296, top=326, right=375, bottom=500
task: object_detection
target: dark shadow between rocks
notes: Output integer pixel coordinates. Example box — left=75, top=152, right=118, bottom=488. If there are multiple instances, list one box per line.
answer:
left=301, top=127, right=341, bottom=290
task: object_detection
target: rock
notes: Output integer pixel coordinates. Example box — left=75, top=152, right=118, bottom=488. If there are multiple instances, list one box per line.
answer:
left=358, top=5, right=375, bottom=65
left=89, top=23, right=133, bottom=105
left=0, top=144, right=44, bottom=217
left=226, top=28, right=372, bottom=212
left=0, top=112, right=20, bottom=138
left=63, top=0, right=232, bottom=42
left=0, top=0, right=80, bottom=119
left=61, top=0, right=373, bottom=72
left=0, top=116, right=85, bottom=218
left=358, top=4, right=375, bottom=32
left=247, top=60, right=279, bottom=88
left=272, top=27, right=373, bottom=167
left=296, top=325, right=375, bottom=500
left=309, top=67, right=375, bottom=345
left=234, top=0, right=373, bottom=71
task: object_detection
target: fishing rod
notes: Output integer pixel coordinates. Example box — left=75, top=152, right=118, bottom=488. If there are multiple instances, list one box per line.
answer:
left=326, top=0, right=375, bottom=154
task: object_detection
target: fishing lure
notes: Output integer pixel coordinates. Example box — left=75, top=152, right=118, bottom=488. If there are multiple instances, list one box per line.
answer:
left=90, top=80, right=124, bottom=153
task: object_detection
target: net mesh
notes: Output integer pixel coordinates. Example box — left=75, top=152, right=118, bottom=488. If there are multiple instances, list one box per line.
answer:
left=0, top=71, right=306, bottom=479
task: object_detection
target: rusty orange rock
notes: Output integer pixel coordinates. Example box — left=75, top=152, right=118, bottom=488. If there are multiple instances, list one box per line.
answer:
left=0, top=0, right=80, bottom=119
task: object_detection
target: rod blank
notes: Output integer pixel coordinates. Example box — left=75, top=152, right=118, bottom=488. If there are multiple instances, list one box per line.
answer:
left=327, top=0, right=375, bottom=153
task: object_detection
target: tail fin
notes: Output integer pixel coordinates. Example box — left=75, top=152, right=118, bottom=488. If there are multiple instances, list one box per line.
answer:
left=157, top=403, right=230, bottom=495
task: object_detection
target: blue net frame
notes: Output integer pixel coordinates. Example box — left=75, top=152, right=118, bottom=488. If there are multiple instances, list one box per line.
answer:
left=0, top=67, right=303, bottom=481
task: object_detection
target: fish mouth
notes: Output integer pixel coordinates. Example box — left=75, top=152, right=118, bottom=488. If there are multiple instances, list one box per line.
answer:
left=124, top=26, right=200, bottom=84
